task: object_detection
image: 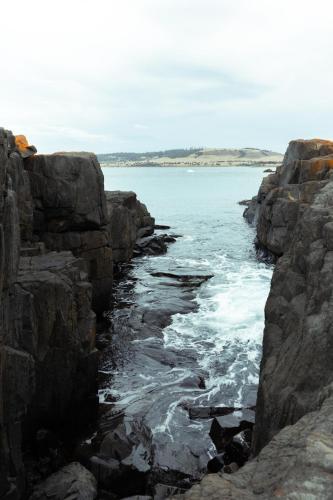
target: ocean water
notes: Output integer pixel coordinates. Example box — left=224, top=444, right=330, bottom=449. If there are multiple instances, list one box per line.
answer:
left=101, top=166, right=272, bottom=478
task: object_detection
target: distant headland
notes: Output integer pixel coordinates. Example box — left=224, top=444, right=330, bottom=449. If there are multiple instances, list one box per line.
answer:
left=98, top=147, right=283, bottom=167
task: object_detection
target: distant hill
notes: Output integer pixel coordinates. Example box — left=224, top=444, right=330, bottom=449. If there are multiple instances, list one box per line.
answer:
left=98, top=147, right=283, bottom=167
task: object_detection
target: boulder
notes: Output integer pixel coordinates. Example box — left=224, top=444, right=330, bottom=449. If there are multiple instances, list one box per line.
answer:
left=29, top=462, right=97, bottom=500
left=14, top=135, right=37, bottom=159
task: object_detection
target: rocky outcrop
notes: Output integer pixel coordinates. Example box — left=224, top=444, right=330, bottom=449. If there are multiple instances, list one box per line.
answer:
left=105, top=191, right=155, bottom=264
left=243, top=139, right=333, bottom=454
left=0, top=129, right=101, bottom=498
left=244, top=139, right=333, bottom=259
left=25, top=154, right=113, bottom=314
left=175, top=383, right=333, bottom=499
left=176, top=139, right=333, bottom=499
left=0, top=126, right=163, bottom=499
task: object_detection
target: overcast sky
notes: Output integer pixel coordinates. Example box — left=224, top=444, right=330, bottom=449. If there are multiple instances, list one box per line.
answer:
left=1, top=0, right=333, bottom=153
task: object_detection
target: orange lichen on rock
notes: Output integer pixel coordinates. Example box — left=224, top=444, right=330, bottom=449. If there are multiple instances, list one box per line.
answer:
left=309, top=138, right=333, bottom=145
left=15, top=134, right=37, bottom=158
left=309, top=158, right=333, bottom=176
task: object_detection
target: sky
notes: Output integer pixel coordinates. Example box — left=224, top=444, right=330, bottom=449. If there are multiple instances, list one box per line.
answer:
left=1, top=0, right=333, bottom=154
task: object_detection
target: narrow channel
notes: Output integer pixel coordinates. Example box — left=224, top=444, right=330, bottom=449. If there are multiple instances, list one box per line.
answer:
left=99, top=166, right=272, bottom=488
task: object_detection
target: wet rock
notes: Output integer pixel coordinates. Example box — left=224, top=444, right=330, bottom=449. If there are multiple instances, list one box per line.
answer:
left=134, top=235, right=168, bottom=256
left=223, top=440, right=248, bottom=467
left=172, top=386, right=333, bottom=499
left=207, top=453, right=224, bottom=473
left=238, top=199, right=252, bottom=206
left=89, top=454, right=148, bottom=498
left=100, top=423, right=132, bottom=461
left=28, top=462, right=97, bottom=500
left=151, top=272, right=213, bottom=288
left=263, top=168, right=275, bottom=173
left=154, top=224, right=170, bottom=230
left=136, top=226, right=154, bottom=239
left=188, top=406, right=242, bottom=420
left=242, top=196, right=257, bottom=225
left=209, top=417, right=253, bottom=453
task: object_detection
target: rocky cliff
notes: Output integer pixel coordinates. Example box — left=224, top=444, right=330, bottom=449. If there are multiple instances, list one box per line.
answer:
left=0, top=129, right=104, bottom=498
left=175, top=138, right=333, bottom=499
left=105, top=190, right=155, bottom=263
left=246, top=139, right=333, bottom=455
left=0, top=128, right=159, bottom=499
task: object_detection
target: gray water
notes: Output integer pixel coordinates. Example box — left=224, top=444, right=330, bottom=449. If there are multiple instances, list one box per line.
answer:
left=100, top=166, right=272, bottom=478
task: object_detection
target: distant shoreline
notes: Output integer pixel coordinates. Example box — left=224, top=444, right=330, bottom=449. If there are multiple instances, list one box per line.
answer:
left=100, top=161, right=281, bottom=168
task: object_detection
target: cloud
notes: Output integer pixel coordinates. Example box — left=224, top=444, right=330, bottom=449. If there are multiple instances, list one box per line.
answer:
left=1, top=0, right=333, bottom=153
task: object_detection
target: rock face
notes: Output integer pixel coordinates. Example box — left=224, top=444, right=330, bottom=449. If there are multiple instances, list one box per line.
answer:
left=244, top=139, right=333, bottom=454
left=0, top=127, right=161, bottom=499
left=244, top=138, right=333, bottom=259
left=175, top=138, right=333, bottom=499
left=25, top=154, right=113, bottom=314
left=105, top=191, right=155, bottom=264
left=0, top=129, right=102, bottom=499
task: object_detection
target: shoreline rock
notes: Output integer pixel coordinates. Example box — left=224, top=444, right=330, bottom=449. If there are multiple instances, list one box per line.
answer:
left=173, top=138, right=333, bottom=499
left=0, top=128, right=163, bottom=499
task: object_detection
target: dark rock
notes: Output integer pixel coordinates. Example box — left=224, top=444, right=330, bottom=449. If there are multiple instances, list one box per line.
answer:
left=25, top=154, right=113, bottom=315
left=207, top=454, right=224, bottom=473
left=154, top=224, right=170, bottom=230
left=105, top=191, right=155, bottom=264
left=242, top=139, right=333, bottom=455
left=0, top=129, right=102, bottom=498
left=100, top=423, right=132, bottom=461
left=223, top=441, right=248, bottom=467
left=238, top=199, right=252, bottom=206
left=242, top=196, right=257, bottom=225
left=173, top=138, right=333, bottom=500
left=263, top=168, right=275, bottom=173
left=189, top=406, right=242, bottom=420
left=134, top=235, right=168, bottom=256
left=173, top=386, right=333, bottom=499
left=17, top=252, right=98, bottom=426
left=151, top=272, right=213, bottom=288
left=223, top=462, right=239, bottom=474
left=209, top=417, right=253, bottom=452
left=28, top=462, right=97, bottom=500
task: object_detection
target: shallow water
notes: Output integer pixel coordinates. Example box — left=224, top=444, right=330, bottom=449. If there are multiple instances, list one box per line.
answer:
left=100, top=166, right=272, bottom=479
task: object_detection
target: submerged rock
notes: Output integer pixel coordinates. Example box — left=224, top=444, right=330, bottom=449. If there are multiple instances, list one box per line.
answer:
left=151, top=272, right=213, bottom=288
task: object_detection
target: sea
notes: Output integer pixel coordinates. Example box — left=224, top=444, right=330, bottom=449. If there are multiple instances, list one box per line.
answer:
left=100, top=166, right=272, bottom=479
